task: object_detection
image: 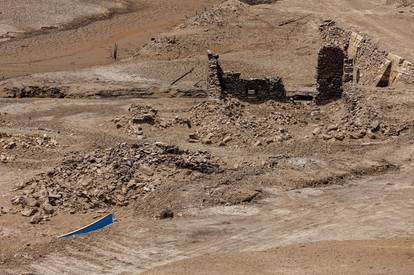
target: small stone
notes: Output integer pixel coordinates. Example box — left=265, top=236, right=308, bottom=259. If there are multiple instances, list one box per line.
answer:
left=334, top=132, right=345, bottom=141
left=367, top=131, right=377, bottom=139
left=24, top=197, right=40, bottom=207
left=371, top=120, right=380, bottom=132
left=275, top=136, right=284, bottom=142
left=140, top=165, right=154, bottom=177
left=42, top=202, right=54, bottom=215
left=222, top=136, right=232, bottom=144
left=158, top=208, right=174, bottom=219
left=188, top=133, right=198, bottom=140
left=327, top=125, right=338, bottom=131
left=21, top=208, right=37, bottom=217
left=188, top=138, right=199, bottom=143
left=350, top=130, right=366, bottom=139
left=30, top=213, right=43, bottom=224
left=254, top=140, right=263, bottom=147
left=0, top=154, right=7, bottom=163
left=322, top=134, right=333, bottom=140
left=312, top=127, right=322, bottom=136
left=4, top=142, right=16, bottom=150
left=11, top=196, right=25, bottom=205
left=0, top=206, right=10, bottom=214
left=201, top=138, right=212, bottom=145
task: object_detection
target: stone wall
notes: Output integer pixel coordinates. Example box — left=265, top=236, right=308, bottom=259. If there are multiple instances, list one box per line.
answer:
left=315, top=46, right=345, bottom=103
left=320, top=20, right=414, bottom=86
left=207, top=50, right=224, bottom=99
left=221, top=72, right=285, bottom=101
left=206, top=51, right=286, bottom=101
left=343, top=57, right=354, bottom=84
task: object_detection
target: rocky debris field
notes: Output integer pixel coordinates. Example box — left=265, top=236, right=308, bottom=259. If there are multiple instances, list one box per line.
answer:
left=112, top=103, right=192, bottom=138
left=112, top=87, right=410, bottom=149
left=313, top=87, right=406, bottom=141
left=0, top=132, right=58, bottom=151
left=178, top=0, right=248, bottom=28
left=0, top=132, right=58, bottom=163
left=187, top=98, right=299, bottom=147
left=10, top=142, right=221, bottom=223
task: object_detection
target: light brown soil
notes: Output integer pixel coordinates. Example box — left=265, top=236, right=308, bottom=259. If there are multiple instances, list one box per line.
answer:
left=0, top=0, right=414, bottom=274
left=0, top=0, right=221, bottom=79
left=145, top=240, right=414, bottom=275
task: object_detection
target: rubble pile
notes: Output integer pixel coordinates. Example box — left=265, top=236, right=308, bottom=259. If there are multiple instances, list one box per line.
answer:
left=315, top=88, right=399, bottom=141
left=3, top=86, right=66, bottom=98
left=112, top=104, right=159, bottom=136
left=0, top=132, right=58, bottom=150
left=113, top=104, right=191, bottom=136
left=11, top=142, right=221, bottom=223
left=178, top=0, right=248, bottom=28
left=188, top=98, right=295, bottom=146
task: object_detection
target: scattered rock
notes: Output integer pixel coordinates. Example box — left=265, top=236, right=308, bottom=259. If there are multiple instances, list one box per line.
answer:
left=30, top=213, right=43, bottom=224
left=21, top=208, right=37, bottom=217
left=322, top=134, right=333, bottom=140
left=254, top=140, right=263, bottom=147
left=158, top=208, right=174, bottom=219
left=312, top=127, right=322, bottom=136
left=12, top=142, right=221, bottom=219
left=0, top=206, right=10, bottom=214
left=24, top=198, right=40, bottom=208
left=327, top=125, right=338, bottom=131
left=4, top=142, right=16, bottom=150
left=42, top=202, right=54, bottom=215
left=222, top=135, right=232, bottom=144
left=334, top=132, right=345, bottom=141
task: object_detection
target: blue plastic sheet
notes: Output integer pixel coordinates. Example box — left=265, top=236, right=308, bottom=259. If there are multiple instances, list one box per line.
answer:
left=58, top=214, right=113, bottom=238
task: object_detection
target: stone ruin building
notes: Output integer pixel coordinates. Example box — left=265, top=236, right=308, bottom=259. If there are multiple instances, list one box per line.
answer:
left=207, top=20, right=413, bottom=104
left=207, top=47, right=352, bottom=104
left=207, top=50, right=286, bottom=102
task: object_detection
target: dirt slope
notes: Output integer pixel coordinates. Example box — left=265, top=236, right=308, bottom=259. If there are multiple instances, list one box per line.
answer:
left=0, top=0, right=221, bottom=79
left=145, top=240, right=414, bottom=275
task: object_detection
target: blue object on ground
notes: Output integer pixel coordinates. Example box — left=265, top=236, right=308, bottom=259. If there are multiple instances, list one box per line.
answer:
left=58, top=214, right=113, bottom=238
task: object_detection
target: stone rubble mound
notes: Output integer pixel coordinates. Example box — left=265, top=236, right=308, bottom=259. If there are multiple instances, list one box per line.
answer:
left=0, top=132, right=58, bottom=150
left=112, top=104, right=191, bottom=136
left=0, top=133, right=58, bottom=163
left=11, top=142, right=221, bottom=223
left=316, top=87, right=400, bottom=141
left=188, top=98, right=294, bottom=146
left=178, top=0, right=249, bottom=28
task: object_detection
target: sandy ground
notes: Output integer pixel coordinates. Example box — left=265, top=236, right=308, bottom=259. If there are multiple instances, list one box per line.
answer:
left=145, top=240, right=414, bottom=275
left=0, top=0, right=414, bottom=274
left=0, top=0, right=129, bottom=41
